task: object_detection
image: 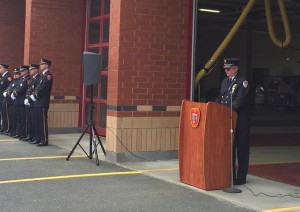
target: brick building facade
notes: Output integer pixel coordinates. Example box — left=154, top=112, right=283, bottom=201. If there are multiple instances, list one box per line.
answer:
left=0, top=0, right=191, bottom=163
left=106, top=0, right=190, bottom=162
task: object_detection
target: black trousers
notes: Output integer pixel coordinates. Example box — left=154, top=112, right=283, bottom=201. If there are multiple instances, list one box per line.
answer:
left=25, top=106, right=32, bottom=138
left=34, top=107, right=49, bottom=143
left=9, top=104, right=17, bottom=135
left=233, top=110, right=250, bottom=181
left=1, top=102, right=11, bottom=132
left=16, top=105, right=26, bottom=137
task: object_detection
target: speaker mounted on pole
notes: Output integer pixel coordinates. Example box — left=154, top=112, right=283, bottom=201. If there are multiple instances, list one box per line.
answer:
left=66, top=51, right=106, bottom=165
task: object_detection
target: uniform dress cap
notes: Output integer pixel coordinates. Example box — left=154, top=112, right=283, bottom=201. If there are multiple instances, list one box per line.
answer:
left=29, top=64, right=39, bottom=70
left=0, top=63, right=9, bottom=69
left=13, top=68, right=20, bottom=74
left=223, top=58, right=240, bottom=69
left=40, top=58, right=52, bottom=66
left=19, top=65, right=30, bottom=71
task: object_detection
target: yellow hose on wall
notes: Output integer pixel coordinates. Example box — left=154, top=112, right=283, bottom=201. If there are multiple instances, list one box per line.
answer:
left=265, top=0, right=291, bottom=48
left=195, top=0, right=257, bottom=87
left=194, top=0, right=292, bottom=88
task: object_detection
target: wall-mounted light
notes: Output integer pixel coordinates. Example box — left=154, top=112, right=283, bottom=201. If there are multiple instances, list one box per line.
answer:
left=199, top=8, right=220, bottom=13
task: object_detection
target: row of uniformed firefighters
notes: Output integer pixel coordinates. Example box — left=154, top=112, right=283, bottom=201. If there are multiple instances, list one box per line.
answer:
left=0, top=58, right=53, bottom=146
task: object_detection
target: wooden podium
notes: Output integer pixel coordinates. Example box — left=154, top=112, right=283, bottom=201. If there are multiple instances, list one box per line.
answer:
left=179, top=100, right=237, bottom=190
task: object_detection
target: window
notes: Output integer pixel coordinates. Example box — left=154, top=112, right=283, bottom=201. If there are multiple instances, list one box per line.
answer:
left=84, top=0, right=110, bottom=136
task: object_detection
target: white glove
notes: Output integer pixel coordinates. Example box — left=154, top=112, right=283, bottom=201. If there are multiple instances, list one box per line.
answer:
left=26, top=102, right=30, bottom=106
left=3, top=92, right=7, bottom=97
left=24, top=99, right=29, bottom=105
left=11, top=93, right=16, bottom=100
left=30, top=94, right=37, bottom=101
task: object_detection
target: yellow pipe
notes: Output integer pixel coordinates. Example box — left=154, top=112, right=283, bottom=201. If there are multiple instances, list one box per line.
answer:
left=265, top=0, right=291, bottom=48
left=195, top=0, right=292, bottom=88
left=195, top=0, right=257, bottom=86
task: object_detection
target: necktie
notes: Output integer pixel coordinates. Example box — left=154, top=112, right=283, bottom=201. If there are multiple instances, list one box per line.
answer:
left=228, top=78, right=232, bottom=85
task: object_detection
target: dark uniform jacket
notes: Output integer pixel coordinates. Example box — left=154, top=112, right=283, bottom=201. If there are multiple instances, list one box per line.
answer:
left=26, top=74, right=41, bottom=107
left=0, top=72, right=13, bottom=104
left=13, top=75, right=30, bottom=105
left=33, top=70, right=53, bottom=108
left=215, top=73, right=250, bottom=113
left=4, top=78, right=19, bottom=102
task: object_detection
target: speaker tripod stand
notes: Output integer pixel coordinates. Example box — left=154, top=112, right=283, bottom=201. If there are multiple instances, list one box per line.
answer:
left=66, top=84, right=106, bottom=166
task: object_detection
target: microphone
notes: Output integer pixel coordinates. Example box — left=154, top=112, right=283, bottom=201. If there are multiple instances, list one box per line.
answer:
left=228, top=78, right=236, bottom=91
left=231, top=83, right=237, bottom=94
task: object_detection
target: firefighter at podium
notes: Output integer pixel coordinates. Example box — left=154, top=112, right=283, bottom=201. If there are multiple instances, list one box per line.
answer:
left=215, top=58, right=250, bottom=185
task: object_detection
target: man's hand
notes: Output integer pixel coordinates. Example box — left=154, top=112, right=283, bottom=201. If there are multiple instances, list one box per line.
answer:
left=30, top=95, right=37, bottom=101
left=11, top=93, right=16, bottom=100
left=24, top=99, right=30, bottom=106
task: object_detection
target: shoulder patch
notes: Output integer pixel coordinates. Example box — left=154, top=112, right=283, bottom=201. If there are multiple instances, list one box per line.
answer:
left=47, top=75, right=52, bottom=80
left=243, top=81, right=248, bottom=88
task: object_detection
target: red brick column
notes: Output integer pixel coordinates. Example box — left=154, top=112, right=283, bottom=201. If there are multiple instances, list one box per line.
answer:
left=24, top=0, right=85, bottom=127
left=107, top=0, right=189, bottom=162
left=0, top=0, right=25, bottom=69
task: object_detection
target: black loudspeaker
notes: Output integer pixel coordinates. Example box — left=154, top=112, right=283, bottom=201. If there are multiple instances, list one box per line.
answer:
left=67, top=51, right=106, bottom=165
left=82, top=51, right=102, bottom=85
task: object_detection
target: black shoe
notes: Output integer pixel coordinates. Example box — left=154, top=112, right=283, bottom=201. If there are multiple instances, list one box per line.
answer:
left=23, top=136, right=31, bottom=141
left=37, top=141, right=48, bottom=147
left=233, top=179, right=246, bottom=185
left=28, top=139, right=34, bottom=143
left=29, top=140, right=40, bottom=144
left=0, top=130, right=7, bottom=135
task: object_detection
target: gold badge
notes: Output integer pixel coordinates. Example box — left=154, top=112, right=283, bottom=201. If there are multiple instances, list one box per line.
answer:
left=190, top=108, right=201, bottom=128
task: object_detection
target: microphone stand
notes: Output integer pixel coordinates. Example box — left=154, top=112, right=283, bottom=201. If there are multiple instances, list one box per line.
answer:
left=223, top=83, right=242, bottom=193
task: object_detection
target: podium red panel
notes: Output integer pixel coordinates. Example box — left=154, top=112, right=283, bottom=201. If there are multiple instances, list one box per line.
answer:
left=179, top=100, right=237, bottom=190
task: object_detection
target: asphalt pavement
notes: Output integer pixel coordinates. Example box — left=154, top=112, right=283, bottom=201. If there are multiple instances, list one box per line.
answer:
left=1, top=133, right=300, bottom=212
left=0, top=133, right=252, bottom=212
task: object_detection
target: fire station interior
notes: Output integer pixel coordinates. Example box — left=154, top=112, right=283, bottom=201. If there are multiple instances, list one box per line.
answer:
left=194, top=0, right=300, bottom=146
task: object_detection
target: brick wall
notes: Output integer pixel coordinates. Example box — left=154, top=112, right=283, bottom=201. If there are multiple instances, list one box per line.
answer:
left=25, top=0, right=84, bottom=97
left=108, top=0, right=188, bottom=117
left=106, top=0, right=190, bottom=162
left=24, top=0, right=85, bottom=128
left=0, top=0, right=25, bottom=69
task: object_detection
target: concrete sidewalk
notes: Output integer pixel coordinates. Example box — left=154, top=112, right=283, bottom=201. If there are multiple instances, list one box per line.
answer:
left=50, top=133, right=300, bottom=212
